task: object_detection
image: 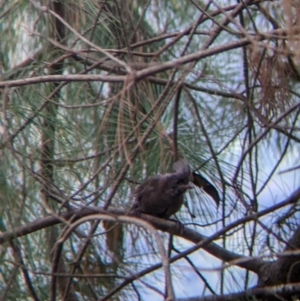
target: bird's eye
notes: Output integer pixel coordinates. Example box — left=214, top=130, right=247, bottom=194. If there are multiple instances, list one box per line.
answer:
left=176, top=179, right=186, bottom=185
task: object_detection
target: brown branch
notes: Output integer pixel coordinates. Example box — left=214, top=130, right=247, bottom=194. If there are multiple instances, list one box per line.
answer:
left=177, top=282, right=300, bottom=301
left=259, top=225, right=300, bottom=286
left=0, top=37, right=252, bottom=89
left=1, top=186, right=300, bottom=276
left=10, top=241, right=40, bottom=301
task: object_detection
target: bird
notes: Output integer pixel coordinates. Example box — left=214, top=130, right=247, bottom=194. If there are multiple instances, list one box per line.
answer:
left=130, top=159, right=192, bottom=219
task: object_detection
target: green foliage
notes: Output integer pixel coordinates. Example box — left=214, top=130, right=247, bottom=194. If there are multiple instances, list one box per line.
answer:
left=1, top=0, right=300, bottom=300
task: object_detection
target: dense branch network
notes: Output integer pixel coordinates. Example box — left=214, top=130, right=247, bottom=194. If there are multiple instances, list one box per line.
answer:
left=1, top=0, right=300, bottom=300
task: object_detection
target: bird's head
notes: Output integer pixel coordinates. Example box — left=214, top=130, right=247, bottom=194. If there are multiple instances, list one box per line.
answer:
left=173, top=159, right=193, bottom=192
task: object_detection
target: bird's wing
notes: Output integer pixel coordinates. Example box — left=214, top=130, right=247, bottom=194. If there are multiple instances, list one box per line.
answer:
left=134, top=174, right=162, bottom=193
left=134, top=176, right=169, bottom=216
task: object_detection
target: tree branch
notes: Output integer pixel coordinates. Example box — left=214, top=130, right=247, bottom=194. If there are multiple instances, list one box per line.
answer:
left=1, top=186, right=300, bottom=276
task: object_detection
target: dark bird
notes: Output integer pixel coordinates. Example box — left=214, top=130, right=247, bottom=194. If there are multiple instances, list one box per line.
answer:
left=130, top=160, right=192, bottom=219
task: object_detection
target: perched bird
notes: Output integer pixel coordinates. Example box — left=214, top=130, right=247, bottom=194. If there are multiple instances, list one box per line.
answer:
left=130, top=160, right=192, bottom=219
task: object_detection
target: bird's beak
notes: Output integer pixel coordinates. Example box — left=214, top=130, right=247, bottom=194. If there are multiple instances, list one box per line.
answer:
left=185, top=183, right=193, bottom=190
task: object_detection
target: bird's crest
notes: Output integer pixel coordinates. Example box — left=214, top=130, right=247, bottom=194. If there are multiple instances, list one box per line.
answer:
left=173, top=159, right=190, bottom=177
